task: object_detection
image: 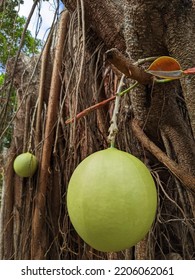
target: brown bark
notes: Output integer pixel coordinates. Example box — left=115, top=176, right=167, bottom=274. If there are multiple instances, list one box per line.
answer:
left=1, top=0, right=195, bottom=260
left=163, top=0, right=195, bottom=137
left=63, top=0, right=195, bottom=259
left=0, top=144, right=15, bottom=259
left=132, top=119, right=195, bottom=192
left=31, top=10, right=70, bottom=259
left=35, top=27, right=54, bottom=147
left=106, top=48, right=153, bottom=84
left=64, top=0, right=125, bottom=51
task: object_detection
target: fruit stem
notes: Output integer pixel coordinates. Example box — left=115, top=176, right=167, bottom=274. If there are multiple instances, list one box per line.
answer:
left=107, top=75, right=125, bottom=147
left=108, top=80, right=138, bottom=148
left=119, top=82, right=138, bottom=96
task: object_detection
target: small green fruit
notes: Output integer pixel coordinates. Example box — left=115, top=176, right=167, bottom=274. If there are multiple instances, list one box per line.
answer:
left=67, top=148, right=157, bottom=252
left=13, top=152, right=38, bottom=178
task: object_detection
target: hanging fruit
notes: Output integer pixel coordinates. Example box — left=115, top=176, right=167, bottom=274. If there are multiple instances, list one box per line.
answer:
left=67, top=147, right=157, bottom=252
left=13, top=152, right=38, bottom=178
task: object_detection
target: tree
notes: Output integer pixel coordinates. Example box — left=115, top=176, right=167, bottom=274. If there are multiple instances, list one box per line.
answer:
left=0, top=0, right=42, bottom=68
left=0, top=13, right=41, bottom=66
left=0, top=0, right=195, bottom=260
left=0, top=0, right=42, bottom=154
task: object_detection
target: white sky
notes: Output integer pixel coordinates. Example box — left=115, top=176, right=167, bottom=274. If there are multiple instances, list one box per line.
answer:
left=18, top=0, right=64, bottom=40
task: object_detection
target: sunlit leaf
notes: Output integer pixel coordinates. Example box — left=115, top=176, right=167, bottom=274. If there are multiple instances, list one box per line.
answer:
left=146, top=56, right=183, bottom=79
left=148, top=56, right=181, bottom=71
left=146, top=56, right=195, bottom=79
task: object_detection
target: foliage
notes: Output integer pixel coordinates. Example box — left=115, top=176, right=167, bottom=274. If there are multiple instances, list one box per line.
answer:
left=0, top=0, right=42, bottom=71
left=0, top=0, right=43, bottom=151
left=0, top=73, right=5, bottom=85
left=0, top=73, right=16, bottom=150
left=146, top=56, right=195, bottom=80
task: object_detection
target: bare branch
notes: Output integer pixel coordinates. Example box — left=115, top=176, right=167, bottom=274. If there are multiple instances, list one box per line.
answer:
left=106, top=48, right=153, bottom=84
left=132, top=118, right=195, bottom=192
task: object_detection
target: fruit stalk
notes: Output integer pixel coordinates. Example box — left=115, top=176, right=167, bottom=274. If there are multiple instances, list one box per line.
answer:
left=107, top=75, right=125, bottom=147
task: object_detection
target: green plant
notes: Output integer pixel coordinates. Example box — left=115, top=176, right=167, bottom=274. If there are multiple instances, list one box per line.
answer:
left=0, top=10, right=42, bottom=70
left=0, top=0, right=42, bottom=151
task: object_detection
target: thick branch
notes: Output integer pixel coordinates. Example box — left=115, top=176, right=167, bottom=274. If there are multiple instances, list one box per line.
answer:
left=132, top=118, right=195, bottom=192
left=106, top=48, right=153, bottom=84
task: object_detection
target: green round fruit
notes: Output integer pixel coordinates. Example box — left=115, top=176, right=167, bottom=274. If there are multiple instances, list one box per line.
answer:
left=67, top=148, right=157, bottom=252
left=13, top=152, right=38, bottom=178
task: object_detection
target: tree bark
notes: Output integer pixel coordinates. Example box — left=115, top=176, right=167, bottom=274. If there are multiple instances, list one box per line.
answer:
left=31, top=10, right=70, bottom=260
left=1, top=0, right=195, bottom=260
left=63, top=0, right=195, bottom=259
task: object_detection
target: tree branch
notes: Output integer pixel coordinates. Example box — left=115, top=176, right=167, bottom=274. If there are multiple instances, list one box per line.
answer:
left=132, top=118, right=195, bottom=192
left=107, top=75, right=125, bottom=146
left=65, top=95, right=115, bottom=125
left=106, top=48, right=153, bottom=84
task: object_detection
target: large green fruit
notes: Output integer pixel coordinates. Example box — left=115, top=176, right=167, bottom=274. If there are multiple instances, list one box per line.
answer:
left=13, top=152, right=38, bottom=178
left=67, top=148, right=157, bottom=252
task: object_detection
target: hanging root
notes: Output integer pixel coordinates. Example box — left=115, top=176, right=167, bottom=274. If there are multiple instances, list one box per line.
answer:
left=132, top=118, right=195, bottom=192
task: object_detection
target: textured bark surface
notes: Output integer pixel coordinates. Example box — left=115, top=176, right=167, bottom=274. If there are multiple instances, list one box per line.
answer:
left=64, top=0, right=125, bottom=51
left=163, top=0, right=195, bottom=136
left=1, top=0, right=195, bottom=260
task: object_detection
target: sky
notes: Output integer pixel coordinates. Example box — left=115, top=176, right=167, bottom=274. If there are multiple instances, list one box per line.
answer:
left=18, top=0, right=64, bottom=40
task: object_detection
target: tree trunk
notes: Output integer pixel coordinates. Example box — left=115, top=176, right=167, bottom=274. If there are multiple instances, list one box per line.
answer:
left=0, top=0, right=195, bottom=259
